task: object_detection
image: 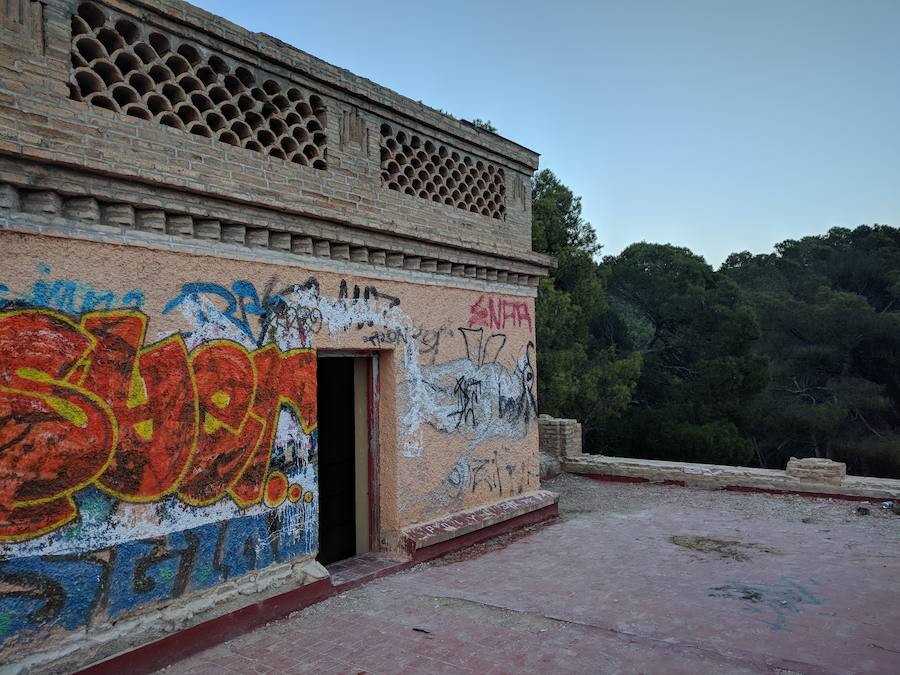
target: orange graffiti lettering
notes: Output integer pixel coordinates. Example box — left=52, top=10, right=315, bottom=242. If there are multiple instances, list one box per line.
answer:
left=79, top=312, right=198, bottom=501
left=0, top=311, right=117, bottom=541
left=0, top=309, right=316, bottom=541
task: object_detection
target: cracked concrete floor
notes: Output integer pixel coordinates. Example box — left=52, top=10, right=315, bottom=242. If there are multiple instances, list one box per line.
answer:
left=160, top=474, right=900, bottom=674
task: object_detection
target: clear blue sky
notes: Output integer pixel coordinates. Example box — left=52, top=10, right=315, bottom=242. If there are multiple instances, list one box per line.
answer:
left=193, top=0, right=900, bottom=267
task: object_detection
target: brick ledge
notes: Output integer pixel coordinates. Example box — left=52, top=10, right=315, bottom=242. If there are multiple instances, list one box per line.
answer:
left=402, top=490, right=559, bottom=553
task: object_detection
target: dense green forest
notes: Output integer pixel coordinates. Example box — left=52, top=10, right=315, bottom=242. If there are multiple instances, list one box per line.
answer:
left=533, top=169, right=900, bottom=479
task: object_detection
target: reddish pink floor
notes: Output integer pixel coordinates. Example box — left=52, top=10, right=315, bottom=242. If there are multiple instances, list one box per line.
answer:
left=162, top=475, right=900, bottom=674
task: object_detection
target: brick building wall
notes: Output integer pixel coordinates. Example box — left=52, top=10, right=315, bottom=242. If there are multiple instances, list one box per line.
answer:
left=0, top=0, right=552, bottom=670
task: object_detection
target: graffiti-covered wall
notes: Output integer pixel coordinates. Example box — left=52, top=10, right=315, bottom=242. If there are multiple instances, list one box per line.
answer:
left=1, top=1, right=548, bottom=668
left=0, top=230, right=539, bottom=657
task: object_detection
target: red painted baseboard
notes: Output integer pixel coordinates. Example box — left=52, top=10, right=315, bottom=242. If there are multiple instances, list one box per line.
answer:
left=78, top=578, right=334, bottom=675
left=580, top=473, right=685, bottom=487
left=75, top=502, right=558, bottom=675
left=722, top=484, right=883, bottom=502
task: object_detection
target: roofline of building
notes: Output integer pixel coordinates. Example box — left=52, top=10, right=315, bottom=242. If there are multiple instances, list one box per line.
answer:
left=130, top=0, right=542, bottom=173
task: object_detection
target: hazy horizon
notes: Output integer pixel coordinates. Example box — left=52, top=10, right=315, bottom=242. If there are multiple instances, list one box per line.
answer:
left=192, top=0, right=900, bottom=267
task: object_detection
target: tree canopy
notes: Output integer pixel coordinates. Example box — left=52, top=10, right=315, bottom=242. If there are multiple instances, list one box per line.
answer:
left=534, top=172, right=900, bottom=478
left=722, top=226, right=900, bottom=476
left=531, top=170, right=641, bottom=445
left=599, top=243, right=769, bottom=465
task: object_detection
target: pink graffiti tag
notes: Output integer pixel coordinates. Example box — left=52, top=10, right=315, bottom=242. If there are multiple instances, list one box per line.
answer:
left=468, top=295, right=532, bottom=331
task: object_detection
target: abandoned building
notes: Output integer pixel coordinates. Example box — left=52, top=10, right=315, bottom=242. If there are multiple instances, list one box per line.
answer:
left=0, top=0, right=556, bottom=670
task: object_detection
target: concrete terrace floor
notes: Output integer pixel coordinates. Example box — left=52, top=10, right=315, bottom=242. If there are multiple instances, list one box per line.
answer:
left=161, top=474, right=900, bottom=674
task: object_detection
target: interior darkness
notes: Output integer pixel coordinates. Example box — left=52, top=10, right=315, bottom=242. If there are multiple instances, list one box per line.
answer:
left=316, top=357, right=357, bottom=565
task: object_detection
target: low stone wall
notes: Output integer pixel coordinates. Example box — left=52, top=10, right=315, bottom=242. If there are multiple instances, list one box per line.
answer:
left=538, top=415, right=582, bottom=477
left=564, top=455, right=900, bottom=501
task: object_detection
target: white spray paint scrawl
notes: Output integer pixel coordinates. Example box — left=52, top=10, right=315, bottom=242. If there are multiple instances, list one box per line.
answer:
left=258, top=278, right=536, bottom=456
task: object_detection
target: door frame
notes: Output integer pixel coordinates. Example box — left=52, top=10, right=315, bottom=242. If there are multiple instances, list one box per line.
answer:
left=315, top=351, right=380, bottom=555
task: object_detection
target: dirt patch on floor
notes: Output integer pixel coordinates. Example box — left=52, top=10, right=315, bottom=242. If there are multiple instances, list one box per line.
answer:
left=670, top=535, right=780, bottom=561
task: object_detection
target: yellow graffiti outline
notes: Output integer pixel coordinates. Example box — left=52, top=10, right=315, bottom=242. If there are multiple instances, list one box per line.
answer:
left=262, top=470, right=289, bottom=508
left=222, top=411, right=269, bottom=509
left=76, top=310, right=202, bottom=504
left=0, top=309, right=119, bottom=542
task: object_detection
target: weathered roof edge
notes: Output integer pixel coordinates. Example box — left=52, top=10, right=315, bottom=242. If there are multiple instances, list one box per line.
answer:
left=125, top=0, right=541, bottom=172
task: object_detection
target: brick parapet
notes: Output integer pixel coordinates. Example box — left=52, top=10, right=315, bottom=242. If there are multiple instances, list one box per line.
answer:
left=0, top=0, right=549, bottom=267
left=538, top=415, right=583, bottom=460
left=115, top=0, right=539, bottom=170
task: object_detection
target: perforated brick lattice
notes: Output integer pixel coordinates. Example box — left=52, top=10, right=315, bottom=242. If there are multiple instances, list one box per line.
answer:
left=68, top=2, right=327, bottom=168
left=380, top=123, right=505, bottom=220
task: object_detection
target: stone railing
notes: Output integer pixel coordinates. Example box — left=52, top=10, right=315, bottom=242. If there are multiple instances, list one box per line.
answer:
left=537, top=414, right=898, bottom=499
left=563, top=454, right=900, bottom=501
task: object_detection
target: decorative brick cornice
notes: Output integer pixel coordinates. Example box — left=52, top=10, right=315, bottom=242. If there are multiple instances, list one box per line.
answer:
left=0, top=166, right=550, bottom=288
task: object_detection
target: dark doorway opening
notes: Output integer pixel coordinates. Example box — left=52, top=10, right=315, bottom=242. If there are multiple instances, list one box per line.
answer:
left=316, top=356, right=361, bottom=565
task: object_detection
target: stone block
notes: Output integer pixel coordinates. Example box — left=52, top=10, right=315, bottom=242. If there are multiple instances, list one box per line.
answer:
left=313, top=239, right=331, bottom=257
left=786, top=457, right=846, bottom=485
left=194, top=219, right=222, bottom=240
left=167, top=214, right=194, bottom=236
left=102, top=203, right=135, bottom=227
left=539, top=416, right=582, bottom=462
left=135, top=209, right=167, bottom=231
left=245, top=227, right=269, bottom=248
left=0, top=184, right=20, bottom=211
left=64, top=196, right=100, bottom=222
left=350, top=246, right=368, bottom=263
left=330, top=242, right=350, bottom=260
left=21, top=189, right=62, bottom=214
left=269, top=231, right=291, bottom=250
left=220, top=223, right=245, bottom=244
left=291, top=235, right=313, bottom=255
